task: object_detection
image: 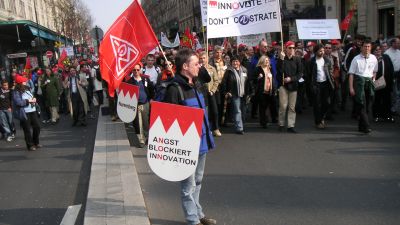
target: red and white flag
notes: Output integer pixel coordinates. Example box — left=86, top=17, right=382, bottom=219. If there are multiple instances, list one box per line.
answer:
left=341, top=10, right=355, bottom=31
left=117, top=82, right=139, bottom=123
left=147, top=101, right=204, bottom=181
left=99, top=0, right=158, bottom=96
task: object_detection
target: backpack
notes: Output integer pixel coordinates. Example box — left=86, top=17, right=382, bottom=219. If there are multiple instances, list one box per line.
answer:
left=154, top=80, right=184, bottom=102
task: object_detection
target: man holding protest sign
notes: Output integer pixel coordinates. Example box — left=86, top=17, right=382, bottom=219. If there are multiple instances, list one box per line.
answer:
left=164, top=49, right=216, bottom=225
left=277, top=41, right=303, bottom=133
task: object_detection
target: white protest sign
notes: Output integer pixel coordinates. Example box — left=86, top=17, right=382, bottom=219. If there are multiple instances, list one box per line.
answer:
left=117, top=82, right=139, bottom=123
left=237, top=33, right=266, bottom=47
left=147, top=101, right=204, bottom=182
left=207, top=0, right=281, bottom=38
left=59, top=46, right=74, bottom=57
left=200, top=0, right=208, bottom=27
left=296, top=19, right=341, bottom=40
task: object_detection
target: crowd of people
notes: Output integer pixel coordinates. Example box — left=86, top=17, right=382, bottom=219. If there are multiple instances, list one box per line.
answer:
left=110, top=34, right=400, bottom=148
left=0, top=59, right=103, bottom=150
left=1, top=34, right=399, bottom=152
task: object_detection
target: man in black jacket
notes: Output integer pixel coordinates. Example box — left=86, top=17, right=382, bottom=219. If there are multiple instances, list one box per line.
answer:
left=124, top=63, right=154, bottom=148
left=277, top=41, right=303, bottom=133
left=308, top=44, right=335, bottom=129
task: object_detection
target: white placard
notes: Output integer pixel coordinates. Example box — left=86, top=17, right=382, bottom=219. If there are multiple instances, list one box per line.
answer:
left=147, top=101, right=204, bottom=182
left=207, top=0, right=281, bottom=39
left=200, top=0, right=208, bottom=27
left=59, top=46, right=75, bottom=57
left=296, top=19, right=341, bottom=40
left=237, top=33, right=266, bottom=47
left=117, top=83, right=138, bottom=123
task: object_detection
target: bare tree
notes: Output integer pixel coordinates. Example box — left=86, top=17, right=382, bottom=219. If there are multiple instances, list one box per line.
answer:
left=49, top=0, right=93, bottom=44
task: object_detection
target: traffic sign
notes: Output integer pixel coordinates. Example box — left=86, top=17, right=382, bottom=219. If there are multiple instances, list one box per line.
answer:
left=46, top=51, right=53, bottom=58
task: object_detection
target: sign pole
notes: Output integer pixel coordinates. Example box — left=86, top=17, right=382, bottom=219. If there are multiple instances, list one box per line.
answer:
left=277, top=0, right=285, bottom=85
left=157, top=43, right=175, bottom=76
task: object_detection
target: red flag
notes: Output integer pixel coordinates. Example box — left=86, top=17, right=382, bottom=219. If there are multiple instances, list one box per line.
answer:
left=180, top=27, right=195, bottom=49
left=99, top=0, right=158, bottom=97
left=341, top=10, right=354, bottom=31
left=58, top=49, right=68, bottom=69
left=24, top=57, right=32, bottom=70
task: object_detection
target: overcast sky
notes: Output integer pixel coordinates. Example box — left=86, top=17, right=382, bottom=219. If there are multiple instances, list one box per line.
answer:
left=85, top=0, right=133, bottom=32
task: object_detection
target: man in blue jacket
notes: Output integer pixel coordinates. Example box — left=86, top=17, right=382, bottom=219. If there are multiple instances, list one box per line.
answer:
left=164, top=48, right=216, bottom=225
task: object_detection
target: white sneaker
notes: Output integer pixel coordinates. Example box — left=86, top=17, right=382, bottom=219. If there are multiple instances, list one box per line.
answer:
left=6, top=136, right=13, bottom=142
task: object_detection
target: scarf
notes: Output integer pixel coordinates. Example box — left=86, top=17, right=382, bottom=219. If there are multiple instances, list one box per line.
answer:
left=262, top=67, right=272, bottom=94
left=233, top=66, right=245, bottom=97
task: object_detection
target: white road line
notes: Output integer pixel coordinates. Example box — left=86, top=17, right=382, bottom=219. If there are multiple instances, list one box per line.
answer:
left=60, top=204, right=82, bottom=225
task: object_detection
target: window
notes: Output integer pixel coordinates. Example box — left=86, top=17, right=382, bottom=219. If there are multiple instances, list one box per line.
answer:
left=10, top=0, right=17, bottom=14
left=19, top=0, right=26, bottom=18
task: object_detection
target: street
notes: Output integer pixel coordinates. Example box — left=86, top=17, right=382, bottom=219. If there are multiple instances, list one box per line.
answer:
left=0, top=111, right=98, bottom=225
left=127, top=108, right=400, bottom=225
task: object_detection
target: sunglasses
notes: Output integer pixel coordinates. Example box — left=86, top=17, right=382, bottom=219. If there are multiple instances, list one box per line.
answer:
left=133, top=69, right=141, bottom=71
left=325, top=47, right=332, bottom=49
left=287, top=47, right=295, bottom=49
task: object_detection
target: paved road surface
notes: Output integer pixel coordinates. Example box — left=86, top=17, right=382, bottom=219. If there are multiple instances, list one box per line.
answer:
left=127, top=107, right=400, bottom=225
left=0, top=111, right=98, bottom=225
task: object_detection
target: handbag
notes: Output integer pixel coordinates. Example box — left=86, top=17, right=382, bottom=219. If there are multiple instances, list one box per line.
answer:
left=373, top=60, right=386, bottom=91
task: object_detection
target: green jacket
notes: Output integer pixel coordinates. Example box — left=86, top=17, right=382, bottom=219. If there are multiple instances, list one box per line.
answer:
left=41, top=74, right=61, bottom=107
left=354, top=76, right=374, bottom=105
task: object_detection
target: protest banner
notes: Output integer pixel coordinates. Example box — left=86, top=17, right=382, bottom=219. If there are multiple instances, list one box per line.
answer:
left=59, top=46, right=74, bottom=57
left=200, top=0, right=208, bottom=27
left=237, top=33, right=266, bottom=47
left=296, top=19, right=341, bottom=40
left=117, top=82, right=139, bottom=123
left=147, top=101, right=204, bottom=182
left=207, top=0, right=281, bottom=38
left=161, top=32, right=180, bottom=48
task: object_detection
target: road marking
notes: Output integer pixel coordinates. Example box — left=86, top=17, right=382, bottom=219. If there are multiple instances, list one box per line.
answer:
left=60, top=204, right=82, bottom=225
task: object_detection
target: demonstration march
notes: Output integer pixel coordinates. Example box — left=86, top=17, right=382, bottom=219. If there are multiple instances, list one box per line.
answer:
left=0, top=0, right=399, bottom=225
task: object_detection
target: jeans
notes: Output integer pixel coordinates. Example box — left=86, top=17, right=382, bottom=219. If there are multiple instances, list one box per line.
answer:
left=181, top=153, right=207, bottom=225
left=0, top=109, right=13, bottom=136
left=231, top=96, right=245, bottom=132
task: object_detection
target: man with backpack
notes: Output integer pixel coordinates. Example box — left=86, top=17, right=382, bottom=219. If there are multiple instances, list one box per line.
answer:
left=164, top=49, right=216, bottom=225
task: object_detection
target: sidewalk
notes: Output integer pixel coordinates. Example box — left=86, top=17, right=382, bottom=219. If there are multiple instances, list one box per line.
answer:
left=84, top=106, right=150, bottom=225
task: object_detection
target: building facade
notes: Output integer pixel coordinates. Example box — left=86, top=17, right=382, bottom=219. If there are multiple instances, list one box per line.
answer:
left=142, top=0, right=399, bottom=42
left=356, top=0, right=400, bottom=40
left=142, top=0, right=202, bottom=39
left=0, top=0, right=59, bottom=31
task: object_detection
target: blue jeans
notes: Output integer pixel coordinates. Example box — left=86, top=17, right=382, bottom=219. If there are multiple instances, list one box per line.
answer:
left=0, top=109, right=13, bottom=136
left=231, top=97, right=244, bottom=132
left=181, top=153, right=207, bottom=225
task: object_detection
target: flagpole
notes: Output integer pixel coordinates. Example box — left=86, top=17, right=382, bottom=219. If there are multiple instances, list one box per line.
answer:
left=277, top=0, right=285, bottom=85
left=157, top=43, right=174, bottom=75
left=206, top=0, right=209, bottom=57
